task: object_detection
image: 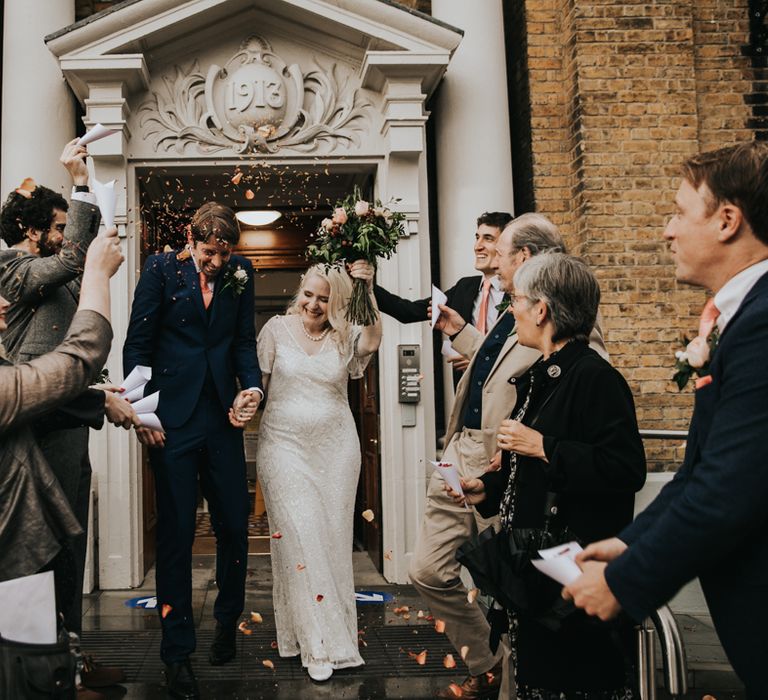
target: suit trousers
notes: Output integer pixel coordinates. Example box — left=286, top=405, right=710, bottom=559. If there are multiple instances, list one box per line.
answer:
left=409, top=428, right=504, bottom=677
left=149, top=383, right=250, bottom=664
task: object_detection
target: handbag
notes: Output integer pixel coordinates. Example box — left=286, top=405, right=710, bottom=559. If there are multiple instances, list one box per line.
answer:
left=0, top=632, right=76, bottom=699
left=456, top=492, right=578, bottom=632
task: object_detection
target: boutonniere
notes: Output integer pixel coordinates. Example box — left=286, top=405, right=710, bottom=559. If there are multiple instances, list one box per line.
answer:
left=673, top=326, right=719, bottom=391
left=176, top=248, right=191, bottom=262
left=221, top=265, right=248, bottom=296
left=496, top=299, right=510, bottom=314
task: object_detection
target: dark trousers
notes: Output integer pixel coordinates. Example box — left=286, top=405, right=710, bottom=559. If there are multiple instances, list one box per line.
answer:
left=149, top=388, right=249, bottom=664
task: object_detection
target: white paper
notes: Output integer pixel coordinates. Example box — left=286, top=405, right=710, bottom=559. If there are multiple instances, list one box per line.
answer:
left=531, top=540, right=584, bottom=586
left=77, top=123, right=118, bottom=147
left=131, top=391, right=159, bottom=415
left=138, top=412, right=164, bottom=432
left=430, top=460, right=470, bottom=509
left=441, top=339, right=463, bottom=359
left=121, top=365, right=151, bottom=394
left=122, top=385, right=145, bottom=403
left=0, top=571, right=57, bottom=643
left=91, top=177, right=117, bottom=228
left=431, top=285, right=447, bottom=329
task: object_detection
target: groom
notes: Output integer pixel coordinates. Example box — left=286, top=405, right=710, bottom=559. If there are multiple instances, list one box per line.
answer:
left=124, top=202, right=262, bottom=699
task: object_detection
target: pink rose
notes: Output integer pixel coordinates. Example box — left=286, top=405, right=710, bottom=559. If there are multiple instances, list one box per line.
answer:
left=373, top=206, right=386, bottom=218
left=321, top=218, right=333, bottom=230
left=332, top=207, right=348, bottom=225
left=354, top=200, right=370, bottom=217
left=685, top=335, right=710, bottom=369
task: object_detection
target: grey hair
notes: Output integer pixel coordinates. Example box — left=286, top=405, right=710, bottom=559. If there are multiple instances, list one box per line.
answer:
left=505, top=213, right=567, bottom=256
left=513, top=252, right=599, bottom=343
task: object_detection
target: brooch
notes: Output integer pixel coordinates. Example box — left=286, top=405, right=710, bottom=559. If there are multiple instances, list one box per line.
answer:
left=547, top=365, right=561, bottom=378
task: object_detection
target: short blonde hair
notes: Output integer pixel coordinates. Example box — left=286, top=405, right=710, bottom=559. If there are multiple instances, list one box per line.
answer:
left=287, top=263, right=354, bottom=346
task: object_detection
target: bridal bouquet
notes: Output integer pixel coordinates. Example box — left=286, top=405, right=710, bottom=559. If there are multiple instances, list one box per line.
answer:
left=307, top=187, right=405, bottom=325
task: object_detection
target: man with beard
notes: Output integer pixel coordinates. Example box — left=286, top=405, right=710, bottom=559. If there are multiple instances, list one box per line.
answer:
left=0, top=140, right=137, bottom=700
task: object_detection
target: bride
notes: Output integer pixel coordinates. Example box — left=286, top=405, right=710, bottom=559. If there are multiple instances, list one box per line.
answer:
left=255, top=260, right=381, bottom=681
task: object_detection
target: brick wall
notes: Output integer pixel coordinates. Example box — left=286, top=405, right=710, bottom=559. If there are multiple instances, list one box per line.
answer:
left=516, top=0, right=755, bottom=470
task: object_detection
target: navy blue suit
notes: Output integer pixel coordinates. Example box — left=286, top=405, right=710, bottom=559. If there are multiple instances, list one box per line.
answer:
left=124, top=250, right=262, bottom=663
left=606, top=271, right=768, bottom=695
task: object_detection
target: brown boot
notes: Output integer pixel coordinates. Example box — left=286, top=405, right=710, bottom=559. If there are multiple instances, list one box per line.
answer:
left=81, top=654, right=127, bottom=687
left=435, top=658, right=502, bottom=699
left=76, top=686, right=106, bottom=700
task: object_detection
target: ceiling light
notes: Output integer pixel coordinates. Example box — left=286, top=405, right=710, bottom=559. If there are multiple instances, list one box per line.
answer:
left=236, top=210, right=282, bottom=227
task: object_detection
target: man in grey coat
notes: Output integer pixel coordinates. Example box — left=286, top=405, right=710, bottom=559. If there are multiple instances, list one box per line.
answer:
left=0, top=141, right=137, bottom=697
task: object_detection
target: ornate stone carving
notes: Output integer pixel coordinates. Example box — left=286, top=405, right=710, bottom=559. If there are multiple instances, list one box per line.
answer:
left=138, top=36, right=371, bottom=154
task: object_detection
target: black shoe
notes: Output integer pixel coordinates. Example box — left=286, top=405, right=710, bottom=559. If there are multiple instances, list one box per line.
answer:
left=208, top=622, right=236, bottom=665
left=164, top=659, right=200, bottom=699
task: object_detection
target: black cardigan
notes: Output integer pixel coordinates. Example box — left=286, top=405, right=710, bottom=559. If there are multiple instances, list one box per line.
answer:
left=477, top=340, right=647, bottom=692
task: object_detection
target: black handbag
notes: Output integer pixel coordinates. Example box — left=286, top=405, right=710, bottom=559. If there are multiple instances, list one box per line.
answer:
left=456, top=492, right=578, bottom=632
left=0, top=632, right=76, bottom=699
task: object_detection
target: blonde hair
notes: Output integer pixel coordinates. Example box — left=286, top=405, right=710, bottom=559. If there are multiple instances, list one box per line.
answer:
left=287, top=263, right=354, bottom=347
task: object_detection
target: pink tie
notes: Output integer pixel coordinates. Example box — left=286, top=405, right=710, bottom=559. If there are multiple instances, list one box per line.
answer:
left=698, top=298, right=720, bottom=339
left=477, top=279, right=492, bottom=335
left=200, top=272, right=212, bottom=309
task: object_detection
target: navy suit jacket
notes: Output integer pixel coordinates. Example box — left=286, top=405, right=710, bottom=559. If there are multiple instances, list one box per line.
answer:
left=606, top=271, right=768, bottom=676
left=123, top=251, right=262, bottom=430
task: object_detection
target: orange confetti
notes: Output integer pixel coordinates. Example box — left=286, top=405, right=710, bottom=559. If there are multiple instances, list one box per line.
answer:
left=434, top=619, right=446, bottom=634
left=415, top=650, right=427, bottom=665
left=361, top=509, right=375, bottom=522
left=448, top=682, right=464, bottom=697
left=486, top=672, right=495, bottom=684
left=296, top=563, right=306, bottom=571
left=402, top=613, right=411, bottom=621
left=245, top=189, right=255, bottom=200
left=393, top=606, right=410, bottom=615
left=460, top=645, right=470, bottom=661
left=384, top=550, right=393, bottom=560
left=270, top=640, right=278, bottom=650
left=250, top=612, right=263, bottom=624
left=231, top=171, right=243, bottom=185
left=262, top=659, right=274, bottom=670
left=161, top=604, right=172, bottom=619
left=443, top=653, right=456, bottom=669
left=238, top=621, right=252, bottom=636
left=271, top=531, right=282, bottom=539
left=467, top=588, right=479, bottom=604
left=316, top=594, right=324, bottom=602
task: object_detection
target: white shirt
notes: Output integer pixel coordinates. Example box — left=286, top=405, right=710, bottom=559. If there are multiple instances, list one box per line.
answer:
left=714, top=258, right=768, bottom=332
left=471, top=275, right=505, bottom=331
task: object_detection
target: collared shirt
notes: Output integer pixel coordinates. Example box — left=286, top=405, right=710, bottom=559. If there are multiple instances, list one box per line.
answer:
left=188, top=244, right=215, bottom=293
left=462, top=313, right=515, bottom=430
left=471, top=275, right=505, bottom=332
left=714, top=258, right=768, bottom=332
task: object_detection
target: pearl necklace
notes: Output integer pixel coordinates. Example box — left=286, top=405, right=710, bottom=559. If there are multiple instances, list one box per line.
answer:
left=301, top=320, right=330, bottom=342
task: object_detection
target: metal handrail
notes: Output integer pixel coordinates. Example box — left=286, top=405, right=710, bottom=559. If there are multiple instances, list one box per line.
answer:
left=638, top=429, right=688, bottom=440
left=637, top=605, right=688, bottom=699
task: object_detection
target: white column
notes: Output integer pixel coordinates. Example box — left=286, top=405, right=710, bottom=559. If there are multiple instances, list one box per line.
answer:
left=1, top=0, right=75, bottom=197
left=431, top=0, right=514, bottom=286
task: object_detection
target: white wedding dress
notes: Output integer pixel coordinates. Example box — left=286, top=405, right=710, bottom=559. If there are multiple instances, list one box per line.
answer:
left=256, top=315, right=369, bottom=671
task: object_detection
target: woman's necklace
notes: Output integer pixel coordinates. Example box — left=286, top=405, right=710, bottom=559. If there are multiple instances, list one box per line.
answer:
left=300, top=319, right=330, bottom=342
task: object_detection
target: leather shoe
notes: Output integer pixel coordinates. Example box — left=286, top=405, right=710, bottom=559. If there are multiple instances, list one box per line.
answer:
left=164, top=660, right=200, bottom=700
left=435, top=658, right=502, bottom=699
left=208, top=622, right=236, bottom=665
left=81, top=654, right=126, bottom=687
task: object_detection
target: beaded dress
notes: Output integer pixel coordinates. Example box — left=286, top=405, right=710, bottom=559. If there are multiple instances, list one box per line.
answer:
left=256, top=315, right=368, bottom=670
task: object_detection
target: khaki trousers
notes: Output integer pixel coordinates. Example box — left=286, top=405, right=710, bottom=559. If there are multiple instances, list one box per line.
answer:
left=409, top=428, right=504, bottom=677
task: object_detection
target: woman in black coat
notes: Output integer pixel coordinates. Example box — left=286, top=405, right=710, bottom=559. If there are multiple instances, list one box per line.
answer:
left=453, top=253, right=646, bottom=699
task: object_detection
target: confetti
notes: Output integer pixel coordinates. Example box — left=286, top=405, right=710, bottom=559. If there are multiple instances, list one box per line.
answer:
left=417, top=610, right=425, bottom=619
left=161, top=604, right=172, bottom=619
left=393, top=606, right=410, bottom=615
left=443, top=653, right=456, bottom=669
left=270, top=641, right=278, bottom=649
left=271, top=531, right=282, bottom=539
left=262, top=659, right=274, bottom=670
left=250, top=612, right=263, bottom=624
left=434, top=619, right=446, bottom=634
left=460, top=645, right=470, bottom=661
left=467, top=588, right=479, bottom=604
left=448, top=683, right=464, bottom=697
left=316, top=594, right=324, bottom=602
left=231, top=171, right=243, bottom=185
left=296, top=563, right=306, bottom=571
left=361, top=509, right=375, bottom=522
left=245, top=189, right=255, bottom=200
left=384, top=550, right=393, bottom=561
left=402, top=613, right=411, bottom=621
left=415, top=650, right=427, bottom=665
left=238, top=621, right=252, bottom=636
left=486, top=671, right=495, bottom=684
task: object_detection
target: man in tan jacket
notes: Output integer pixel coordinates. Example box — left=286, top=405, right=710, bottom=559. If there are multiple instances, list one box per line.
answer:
left=413, top=213, right=606, bottom=699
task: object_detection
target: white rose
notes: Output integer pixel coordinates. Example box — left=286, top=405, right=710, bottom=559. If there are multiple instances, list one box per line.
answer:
left=234, top=268, right=248, bottom=281
left=332, top=207, right=348, bottom=225
left=321, top=217, right=333, bottom=230
left=354, top=200, right=370, bottom=217
left=685, top=335, right=710, bottom=369
left=675, top=350, right=686, bottom=360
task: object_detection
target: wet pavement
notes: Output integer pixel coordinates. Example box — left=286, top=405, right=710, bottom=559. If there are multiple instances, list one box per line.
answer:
left=80, top=554, right=745, bottom=699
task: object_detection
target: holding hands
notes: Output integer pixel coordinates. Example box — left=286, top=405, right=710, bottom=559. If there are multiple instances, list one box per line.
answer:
left=229, top=389, right=261, bottom=428
left=497, top=419, right=547, bottom=461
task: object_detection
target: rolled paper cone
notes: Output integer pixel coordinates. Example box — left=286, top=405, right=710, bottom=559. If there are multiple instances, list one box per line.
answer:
left=138, top=412, right=164, bottom=432
left=132, top=390, right=159, bottom=414
left=430, top=460, right=470, bottom=509
left=77, top=123, right=118, bottom=147
left=91, top=177, right=117, bottom=229
left=431, top=285, right=447, bottom=329
left=121, top=365, right=151, bottom=393
left=122, top=385, right=145, bottom=403
left=441, top=339, right=462, bottom=359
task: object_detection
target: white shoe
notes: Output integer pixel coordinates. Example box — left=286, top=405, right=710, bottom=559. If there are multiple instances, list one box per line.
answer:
left=307, top=663, right=333, bottom=682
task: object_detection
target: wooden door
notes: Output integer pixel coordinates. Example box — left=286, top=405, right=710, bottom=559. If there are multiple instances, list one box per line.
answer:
left=352, top=355, right=383, bottom=571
